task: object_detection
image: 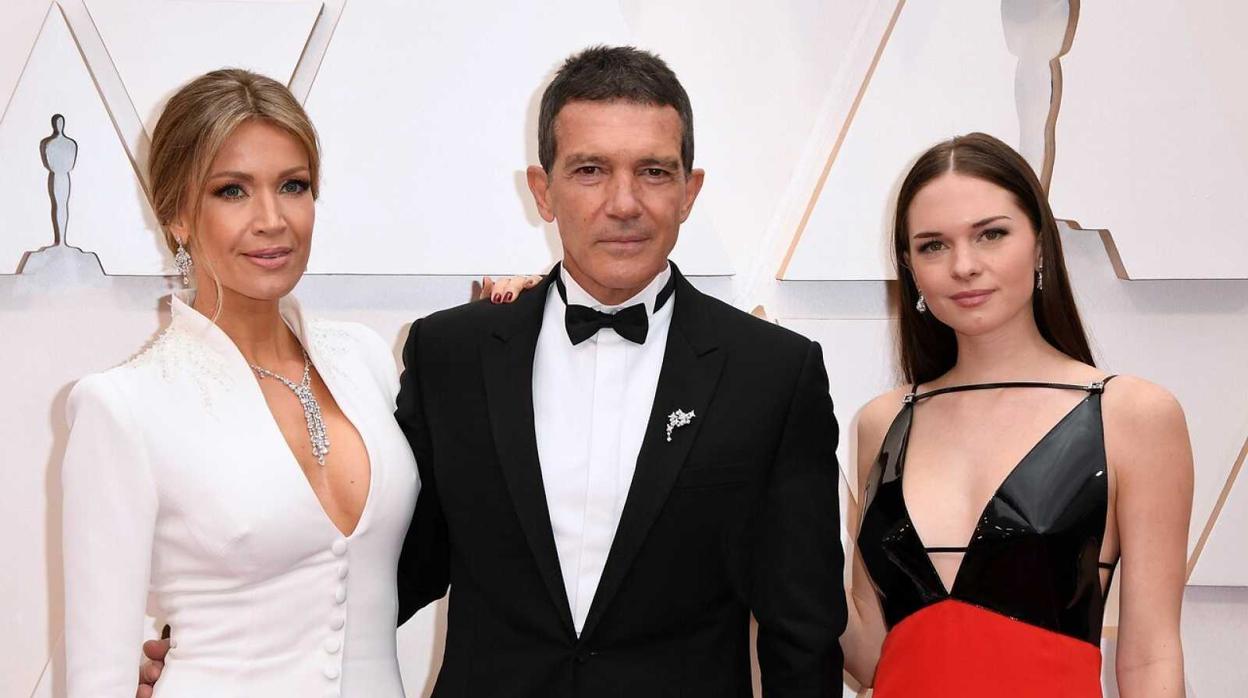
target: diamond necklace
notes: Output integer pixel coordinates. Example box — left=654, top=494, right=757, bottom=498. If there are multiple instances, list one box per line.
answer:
left=249, top=350, right=331, bottom=465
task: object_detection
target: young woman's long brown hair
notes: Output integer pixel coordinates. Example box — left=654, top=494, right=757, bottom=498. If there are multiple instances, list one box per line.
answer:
left=893, top=132, right=1094, bottom=384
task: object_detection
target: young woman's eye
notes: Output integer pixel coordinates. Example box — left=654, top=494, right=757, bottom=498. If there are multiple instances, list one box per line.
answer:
left=981, top=227, right=1008, bottom=241
left=280, top=179, right=310, bottom=195
left=917, top=240, right=945, bottom=254
left=214, top=184, right=245, bottom=199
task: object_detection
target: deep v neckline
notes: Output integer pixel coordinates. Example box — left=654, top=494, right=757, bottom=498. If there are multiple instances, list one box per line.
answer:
left=897, top=385, right=1098, bottom=597
left=273, top=353, right=376, bottom=539
left=241, top=328, right=376, bottom=540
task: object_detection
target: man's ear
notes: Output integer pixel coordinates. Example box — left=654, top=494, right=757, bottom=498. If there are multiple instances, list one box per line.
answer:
left=526, top=165, right=556, bottom=223
left=678, top=168, right=705, bottom=223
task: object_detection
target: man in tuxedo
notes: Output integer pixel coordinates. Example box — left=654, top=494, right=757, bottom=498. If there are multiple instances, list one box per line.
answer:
left=397, top=46, right=846, bottom=696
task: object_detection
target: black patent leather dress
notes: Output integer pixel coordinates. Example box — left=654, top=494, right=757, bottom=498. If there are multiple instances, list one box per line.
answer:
left=856, top=378, right=1119, bottom=697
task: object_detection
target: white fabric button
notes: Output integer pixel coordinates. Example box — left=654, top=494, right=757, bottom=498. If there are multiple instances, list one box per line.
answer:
left=331, top=539, right=348, bottom=556
left=337, top=563, right=349, bottom=580
left=329, top=614, right=345, bottom=631
left=324, top=636, right=342, bottom=654
left=334, top=585, right=347, bottom=604
left=323, top=664, right=340, bottom=680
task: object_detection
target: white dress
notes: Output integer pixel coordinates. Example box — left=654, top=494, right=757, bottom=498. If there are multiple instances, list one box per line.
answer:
left=62, top=293, right=418, bottom=698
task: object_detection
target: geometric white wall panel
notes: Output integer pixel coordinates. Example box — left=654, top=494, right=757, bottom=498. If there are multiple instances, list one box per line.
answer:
left=83, top=0, right=324, bottom=136
left=1049, top=1, right=1248, bottom=279
left=305, top=0, right=731, bottom=276
left=780, top=2, right=1021, bottom=281
left=1057, top=222, right=1248, bottom=582
left=0, top=5, right=163, bottom=275
left=622, top=0, right=879, bottom=276
left=1188, top=438, right=1248, bottom=585
left=0, top=0, right=51, bottom=125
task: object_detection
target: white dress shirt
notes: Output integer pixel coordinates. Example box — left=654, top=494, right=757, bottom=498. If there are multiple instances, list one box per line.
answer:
left=532, top=264, right=674, bottom=634
left=62, top=292, right=418, bottom=697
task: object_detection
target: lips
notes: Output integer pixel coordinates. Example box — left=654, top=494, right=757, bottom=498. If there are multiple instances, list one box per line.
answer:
left=949, top=289, right=994, bottom=308
left=242, top=246, right=293, bottom=270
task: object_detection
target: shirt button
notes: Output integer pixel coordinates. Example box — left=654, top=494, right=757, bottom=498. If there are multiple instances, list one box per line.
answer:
left=329, top=614, right=345, bottom=631
left=334, top=585, right=347, bottom=604
left=337, top=563, right=349, bottom=580
left=323, top=664, right=340, bottom=680
left=324, top=636, right=342, bottom=654
left=331, top=539, right=348, bottom=556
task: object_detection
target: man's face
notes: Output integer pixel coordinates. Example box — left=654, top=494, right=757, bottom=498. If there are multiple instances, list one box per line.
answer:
left=527, top=100, right=704, bottom=304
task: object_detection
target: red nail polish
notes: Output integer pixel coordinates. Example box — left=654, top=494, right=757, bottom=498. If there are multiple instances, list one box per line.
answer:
left=492, top=293, right=501, bottom=303
left=504, top=292, right=513, bottom=302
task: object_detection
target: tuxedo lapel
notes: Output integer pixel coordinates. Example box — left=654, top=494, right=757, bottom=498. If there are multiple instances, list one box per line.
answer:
left=480, top=269, right=576, bottom=636
left=579, top=266, right=725, bottom=641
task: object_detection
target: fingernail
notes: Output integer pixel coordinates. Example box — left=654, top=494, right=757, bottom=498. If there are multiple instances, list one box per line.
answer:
left=492, top=294, right=501, bottom=303
left=504, top=292, right=513, bottom=302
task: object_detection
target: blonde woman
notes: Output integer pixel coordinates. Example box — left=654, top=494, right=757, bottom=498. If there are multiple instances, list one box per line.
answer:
left=61, top=69, right=533, bottom=697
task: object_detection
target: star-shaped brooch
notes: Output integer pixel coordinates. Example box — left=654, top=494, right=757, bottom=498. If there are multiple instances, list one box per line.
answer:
left=666, top=409, right=696, bottom=442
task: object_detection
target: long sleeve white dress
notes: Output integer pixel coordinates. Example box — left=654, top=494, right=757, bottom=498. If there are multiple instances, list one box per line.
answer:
left=62, top=292, right=418, bottom=697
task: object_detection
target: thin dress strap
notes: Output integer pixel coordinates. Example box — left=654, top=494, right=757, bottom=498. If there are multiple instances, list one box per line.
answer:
left=908, top=376, right=1118, bottom=404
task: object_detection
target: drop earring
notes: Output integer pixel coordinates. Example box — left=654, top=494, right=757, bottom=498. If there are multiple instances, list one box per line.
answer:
left=915, top=292, right=927, bottom=313
left=1036, top=259, right=1044, bottom=291
left=174, top=240, right=193, bottom=287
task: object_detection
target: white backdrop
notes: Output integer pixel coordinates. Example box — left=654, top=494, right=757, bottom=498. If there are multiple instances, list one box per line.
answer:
left=2, top=1, right=1246, bottom=697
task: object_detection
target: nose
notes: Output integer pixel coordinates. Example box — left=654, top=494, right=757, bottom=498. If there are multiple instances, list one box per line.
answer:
left=603, top=172, right=643, bottom=221
left=252, top=189, right=286, bottom=235
left=950, top=241, right=983, bottom=280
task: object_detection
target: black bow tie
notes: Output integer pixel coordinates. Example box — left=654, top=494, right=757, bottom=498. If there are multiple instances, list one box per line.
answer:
left=555, top=271, right=675, bottom=346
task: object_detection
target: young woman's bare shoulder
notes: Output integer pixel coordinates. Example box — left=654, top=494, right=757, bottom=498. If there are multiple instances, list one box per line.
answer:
left=1102, top=375, right=1190, bottom=477
left=857, top=387, right=910, bottom=454
left=1103, top=374, right=1186, bottom=427
left=860, top=386, right=910, bottom=428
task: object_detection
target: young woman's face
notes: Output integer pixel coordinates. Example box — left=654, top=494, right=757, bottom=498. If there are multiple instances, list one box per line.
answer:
left=905, top=172, right=1041, bottom=337
left=174, top=118, right=314, bottom=304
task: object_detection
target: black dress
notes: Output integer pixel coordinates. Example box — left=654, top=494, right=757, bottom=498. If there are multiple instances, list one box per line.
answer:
left=857, top=378, right=1119, bottom=697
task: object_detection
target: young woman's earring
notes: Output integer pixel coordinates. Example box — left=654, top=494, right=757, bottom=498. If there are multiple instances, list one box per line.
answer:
left=1036, top=259, right=1044, bottom=291
left=174, top=240, right=193, bottom=287
left=915, top=292, right=927, bottom=313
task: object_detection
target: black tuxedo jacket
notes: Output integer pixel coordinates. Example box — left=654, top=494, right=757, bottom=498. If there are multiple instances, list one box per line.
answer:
left=395, top=264, right=845, bottom=697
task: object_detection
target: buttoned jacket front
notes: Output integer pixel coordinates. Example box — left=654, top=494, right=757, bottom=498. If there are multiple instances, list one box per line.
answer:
left=62, top=293, right=418, bottom=698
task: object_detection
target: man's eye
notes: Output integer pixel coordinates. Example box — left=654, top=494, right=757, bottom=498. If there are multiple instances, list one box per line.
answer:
left=644, top=168, right=668, bottom=177
left=576, top=166, right=602, bottom=175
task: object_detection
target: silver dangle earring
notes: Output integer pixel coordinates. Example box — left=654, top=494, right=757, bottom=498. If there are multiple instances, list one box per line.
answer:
left=174, top=241, right=193, bottom=286
left=915, top=292, right=927, bottom=313
left=1036, top=259, right=1044, bottom=291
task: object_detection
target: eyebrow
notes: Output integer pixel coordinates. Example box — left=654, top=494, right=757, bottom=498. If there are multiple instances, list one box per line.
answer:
left=206, top=166, right=310, bottom=181
left=636, top=157, right=681, bottom=170
left=562, top=154, right=609, bottom=168
left=972, top=215, right=1012, bottom=227
left=913, top=215, right=1013, bottom=239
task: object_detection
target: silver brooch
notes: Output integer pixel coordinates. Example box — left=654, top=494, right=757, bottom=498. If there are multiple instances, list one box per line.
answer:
left=666, top=409, right=696, bottom=442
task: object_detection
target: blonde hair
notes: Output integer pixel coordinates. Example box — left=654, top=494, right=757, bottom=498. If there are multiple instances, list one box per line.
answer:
left=148, top=68, right=321, bottom=254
